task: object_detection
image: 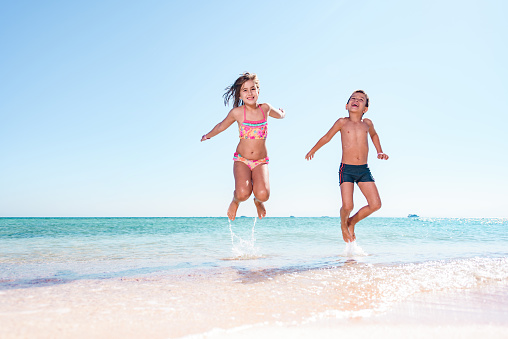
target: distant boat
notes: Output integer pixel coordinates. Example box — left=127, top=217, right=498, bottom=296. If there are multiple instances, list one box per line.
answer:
left=407, top=214, right=419, bottom=218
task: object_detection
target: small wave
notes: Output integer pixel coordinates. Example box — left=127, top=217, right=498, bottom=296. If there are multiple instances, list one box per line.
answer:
left=302, top=257, right=508, bottom=314
left=221, top=254, right=265, bottom=261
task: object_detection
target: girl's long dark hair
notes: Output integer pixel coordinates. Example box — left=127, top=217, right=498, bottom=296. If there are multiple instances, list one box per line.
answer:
left=223, top=72, right=260, bottom=107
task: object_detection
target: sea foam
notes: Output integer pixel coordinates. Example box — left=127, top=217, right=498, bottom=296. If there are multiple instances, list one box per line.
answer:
left=342, top=241, right=368, bottom=257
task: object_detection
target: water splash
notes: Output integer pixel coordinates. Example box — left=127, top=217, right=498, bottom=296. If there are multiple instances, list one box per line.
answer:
left=228, top=218, right=260, bottom=259
left=342, top=240, right=367, bottom=257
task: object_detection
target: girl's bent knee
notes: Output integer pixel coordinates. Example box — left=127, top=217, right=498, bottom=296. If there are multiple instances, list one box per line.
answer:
left=254, top=190, right=269, bottom=202
left=236, top=189, right=252, bottom=202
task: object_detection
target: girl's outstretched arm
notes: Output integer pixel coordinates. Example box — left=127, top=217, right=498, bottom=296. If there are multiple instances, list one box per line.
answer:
left=201, top=109, right=237, bottom=141
left=264, top=103, right=285, bottom=119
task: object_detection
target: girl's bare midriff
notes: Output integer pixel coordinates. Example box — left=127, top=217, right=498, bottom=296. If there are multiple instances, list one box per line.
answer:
left=236, top=138, right=267, bottom=160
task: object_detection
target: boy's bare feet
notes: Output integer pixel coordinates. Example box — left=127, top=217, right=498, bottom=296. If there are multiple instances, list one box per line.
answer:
left=340, top=218, right=353, bottom=243
left=340, top=218, right=356, bottom=242
left=227, top=198, right=239, bottom=221
left=253, top=198, right=266, bottom=219
left=348, top=217, right=357, bottom=241
left=340, top=207, right=353, bottom=242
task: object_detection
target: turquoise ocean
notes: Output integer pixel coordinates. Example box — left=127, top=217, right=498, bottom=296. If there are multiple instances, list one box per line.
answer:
left=1, top=217, right=507, bottom=287
left=1, top=216, right=508, bottom=334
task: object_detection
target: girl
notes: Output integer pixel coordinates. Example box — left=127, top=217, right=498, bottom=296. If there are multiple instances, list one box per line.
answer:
left=201, top=72, right=285, bottom=220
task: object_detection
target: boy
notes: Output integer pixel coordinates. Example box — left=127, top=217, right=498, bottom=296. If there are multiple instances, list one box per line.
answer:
left=305, top=90, right=388, bottom=243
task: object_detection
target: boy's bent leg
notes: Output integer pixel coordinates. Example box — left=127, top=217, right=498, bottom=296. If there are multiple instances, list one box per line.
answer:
left=228, top=162, right=253, bottom=220
left=251, top=164, right=269, bottom=219
left=340, top=182, right=354, bottom=242
left=349, top=182, right=382, bottom=232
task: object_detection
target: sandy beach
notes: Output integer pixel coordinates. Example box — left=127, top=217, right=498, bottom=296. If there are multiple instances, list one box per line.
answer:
left=2, top=217, right=507, bottom=338
left=1, top=267, right=507, bottom=339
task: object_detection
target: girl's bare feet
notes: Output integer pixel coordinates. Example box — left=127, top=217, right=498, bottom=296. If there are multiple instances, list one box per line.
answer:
left=227, top=199, right=240, bottom=221
left=253, top=198, right=266, bottom=219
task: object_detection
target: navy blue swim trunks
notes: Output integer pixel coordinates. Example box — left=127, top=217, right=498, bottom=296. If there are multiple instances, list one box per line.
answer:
left=339, top=163, right=375, bottom=185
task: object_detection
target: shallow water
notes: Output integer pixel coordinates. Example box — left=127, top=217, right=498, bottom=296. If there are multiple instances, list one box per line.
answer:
left=1, top=217, right=507, bottom=286
left=1, top=217, right=507, bottom=338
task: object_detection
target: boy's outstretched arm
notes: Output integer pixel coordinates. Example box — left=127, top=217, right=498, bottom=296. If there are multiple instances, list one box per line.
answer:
left=365, top=118, right=389, bottom=160
left=305, top=118, right=344, bottom=160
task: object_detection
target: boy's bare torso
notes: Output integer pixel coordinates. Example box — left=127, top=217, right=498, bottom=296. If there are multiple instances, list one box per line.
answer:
left=339, top=117, right=371, bottom=165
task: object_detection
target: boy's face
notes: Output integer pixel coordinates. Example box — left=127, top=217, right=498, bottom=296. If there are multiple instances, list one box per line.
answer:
left=346, top=92, right=368, bottom=114
left=240, top=80, right=259, bottom=105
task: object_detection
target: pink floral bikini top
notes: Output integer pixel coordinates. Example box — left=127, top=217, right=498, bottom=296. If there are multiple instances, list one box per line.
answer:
left=239, top=105, right=268, bottom=140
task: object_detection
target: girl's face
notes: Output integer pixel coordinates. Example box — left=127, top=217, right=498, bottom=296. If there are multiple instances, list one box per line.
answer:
left=239, top=80, right=259, bottom=105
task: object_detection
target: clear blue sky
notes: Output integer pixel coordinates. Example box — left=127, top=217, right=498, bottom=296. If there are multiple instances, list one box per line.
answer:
left=1, top=0, right=507, bottom=218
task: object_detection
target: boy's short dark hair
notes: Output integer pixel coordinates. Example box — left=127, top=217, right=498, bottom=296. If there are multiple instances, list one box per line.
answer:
left=347, top=90, right=369, bottom=107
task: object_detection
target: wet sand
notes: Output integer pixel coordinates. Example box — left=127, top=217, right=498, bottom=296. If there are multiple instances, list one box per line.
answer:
left=1, top=267, right=507, bottom=339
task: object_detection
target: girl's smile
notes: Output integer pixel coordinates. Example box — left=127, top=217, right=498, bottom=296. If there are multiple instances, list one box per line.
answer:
left=240, top=80, right=259, bottom=104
